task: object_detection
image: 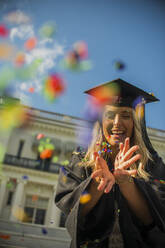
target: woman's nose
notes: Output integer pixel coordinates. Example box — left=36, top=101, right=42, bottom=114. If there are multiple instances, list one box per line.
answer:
left=113, top=114, right=121, bottom=125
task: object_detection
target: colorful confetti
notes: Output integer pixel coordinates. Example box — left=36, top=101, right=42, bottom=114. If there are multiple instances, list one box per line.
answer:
left=32, top=195, right=38, bottom=202
left=61, top=41, right=92, bottom=71
left=0, top=234, right=11, bottom=240
left=114, top=60, right=125, bottom=70
left=37, top=133, right=45, bottom=140
left=43, top=73, right=66, bottom=102
left=0, top=103, right=27, bottom=131
left=6, top=181, right=14, bottom=189
left=80, top=191, right=91, bottom=204
left=52, top=156, right=59, bottom=163
left=22, top=175, right=29, bottom=180
left=28, top=87, right=35, bottom=93
left=24, top=37, right=37, bottom=51
left=39, top=22, right=56, bottom=38
left=42, top=228, right=48, bottom=235
left=61, top=160, right=69, bottom=166
left=0, top=24, right=9, bottom=37
left=14, top=52, right=25, bottom=67
left=12, top=206, right=31, bottom=222
left=40, top=149, right=53, bottom=159
left=0, top=43, right=15, bottom=60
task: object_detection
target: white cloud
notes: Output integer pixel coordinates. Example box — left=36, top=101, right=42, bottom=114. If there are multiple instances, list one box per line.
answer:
left=10, top=25, right=34, bottom=41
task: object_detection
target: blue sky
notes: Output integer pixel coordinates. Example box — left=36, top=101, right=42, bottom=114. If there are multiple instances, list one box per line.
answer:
left=0, top=0, right=165, bottom=130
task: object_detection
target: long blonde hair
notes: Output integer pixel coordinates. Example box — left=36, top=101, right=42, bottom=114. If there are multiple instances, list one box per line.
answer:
left=78, top=108, right=152, bottom=180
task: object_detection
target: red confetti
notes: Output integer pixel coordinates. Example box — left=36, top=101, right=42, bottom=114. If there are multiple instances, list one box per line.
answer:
left=0, top=234, right=11, bottom=240
left=0, top=24, right=9, bottom=37
left=44, top=73, right=66, bottom=101
left=37, top=133, right=45, bottom=140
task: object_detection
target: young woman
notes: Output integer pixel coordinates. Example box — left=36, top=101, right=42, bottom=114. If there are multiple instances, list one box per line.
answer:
left=55, top=79, right=165, bottom=248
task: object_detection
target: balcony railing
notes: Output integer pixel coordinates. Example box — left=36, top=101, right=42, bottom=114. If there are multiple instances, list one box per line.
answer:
left=3, top=154, right=61, bottom=174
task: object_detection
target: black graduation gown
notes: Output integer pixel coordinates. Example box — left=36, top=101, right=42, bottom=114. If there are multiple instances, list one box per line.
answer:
left=55, top=151, right=165, bottom=248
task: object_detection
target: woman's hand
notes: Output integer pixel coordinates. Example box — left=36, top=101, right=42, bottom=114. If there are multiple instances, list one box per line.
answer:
left=91, top=153, right=115, bottom=193
left=114, top=137, right=140, bottom=184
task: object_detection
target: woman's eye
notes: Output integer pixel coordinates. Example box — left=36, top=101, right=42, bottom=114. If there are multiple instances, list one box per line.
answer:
left=121, top=115, right=131, bottom=119
left=105, top=113, right=115, bottom=119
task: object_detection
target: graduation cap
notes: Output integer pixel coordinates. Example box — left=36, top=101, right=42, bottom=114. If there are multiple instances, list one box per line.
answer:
left=84, top=78, right=159, bottom=108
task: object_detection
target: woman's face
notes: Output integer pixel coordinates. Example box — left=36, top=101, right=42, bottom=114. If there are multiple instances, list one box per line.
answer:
left=102, top=105, right=134, bottom=146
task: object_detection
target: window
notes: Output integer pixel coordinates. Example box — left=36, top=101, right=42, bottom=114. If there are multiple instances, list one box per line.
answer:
left=17, top=140, right=25, bottom=158
left=6, top=191, right=14, bottom=206
left=23, top=195, right=48, bottom=225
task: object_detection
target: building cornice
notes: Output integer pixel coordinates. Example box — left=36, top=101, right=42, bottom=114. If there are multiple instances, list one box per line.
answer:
left=3, top=165, right=59, bottom=186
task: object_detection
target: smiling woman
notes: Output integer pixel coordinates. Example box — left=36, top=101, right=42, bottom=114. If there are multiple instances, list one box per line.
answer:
left=55, top=78, right=165, bottom=248
left=102, top=106, right=134, bottom=146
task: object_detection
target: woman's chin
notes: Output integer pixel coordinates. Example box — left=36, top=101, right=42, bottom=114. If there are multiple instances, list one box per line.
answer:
left=109, top=135, right=126, bottom=146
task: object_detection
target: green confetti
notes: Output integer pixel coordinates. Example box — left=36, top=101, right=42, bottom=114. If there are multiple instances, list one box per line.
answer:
left=38, top=145, right=44, bottom=153
left=61, top=160, right=69, bottom=166
left=52, top=156, right=59, bottom=163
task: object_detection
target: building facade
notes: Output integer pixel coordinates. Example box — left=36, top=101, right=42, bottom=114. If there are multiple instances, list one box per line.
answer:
left=0, top=98, right=165, bottom=248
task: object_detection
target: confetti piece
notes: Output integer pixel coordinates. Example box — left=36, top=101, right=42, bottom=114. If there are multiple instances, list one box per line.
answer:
left=37, top=133, right=45, bottom=140
left=43, top=73, right=66, bottom=102
left=114, top=60, right=125, bottom=70
left=12, top=206, right=31, bottom=222
left=62, top=175, right=67, bottom=183
left=80, top=191, right=91, bottom=204
left=40, top=149, right=53, bottom=159
left=22, top=175, right=28, bottom=180
left=61, top=166, right=67, bottom=175
left=38, top=145, right=44, bottom=153
left=14, top=52, right=25, bottom=67
left=32, top=195, right=38, bottom=202
left=0, top=234, right=11, bottom=240
left=73, top=41, right=88, bottom=59
left=28, top=87, right=34, bottom=93
left=61, top=41, right=92, bottom=72
left=0, top=43, right=15, bottom=60
left=24, top=37, right=37, bottom=51
left=42, top=228, right=48, bottom=234
left=39, top=22, right=56, bottom=38
left=0, top=104, right=27, bottom=131
left=6, top=181, right=14, bottom=189
left=52, top=156, right=59, bottom=163
left=61, top=160, right=69, bottom=166
left=0, top=24, right=9, bottom=37
left=45, top=143, right=55, bottom=150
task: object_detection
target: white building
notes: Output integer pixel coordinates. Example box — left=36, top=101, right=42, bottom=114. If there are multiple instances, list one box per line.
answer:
left=0, top=96, right=165, bottom=248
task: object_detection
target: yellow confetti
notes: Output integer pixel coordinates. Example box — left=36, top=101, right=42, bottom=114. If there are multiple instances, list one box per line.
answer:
left=80, top=192, right=91, bottom=204
left=12, top=206, right=31, bottom=222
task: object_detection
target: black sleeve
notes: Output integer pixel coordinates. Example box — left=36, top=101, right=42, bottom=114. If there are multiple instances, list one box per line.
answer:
left=55, top=152, right=115, bottom=245
left=133, top=155, right=165, bottom=233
